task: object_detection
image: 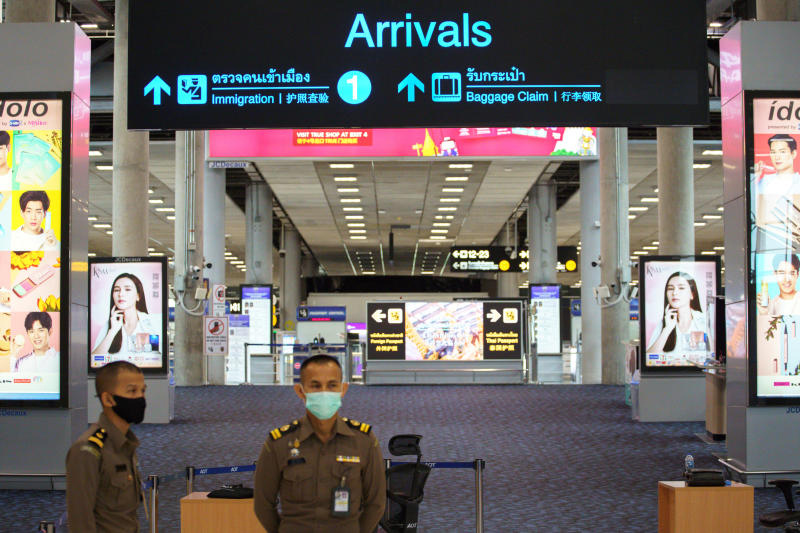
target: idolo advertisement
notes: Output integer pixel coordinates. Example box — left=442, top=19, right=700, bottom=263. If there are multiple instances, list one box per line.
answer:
left=89, top=258, right=168, bottom=373
left=0, top=96, right=66, bottom=403
left=367, top=301, right=522, bottom=361
left=748, top=94, right=800, bottom=400
left=640, top=257, right=718, bottom=370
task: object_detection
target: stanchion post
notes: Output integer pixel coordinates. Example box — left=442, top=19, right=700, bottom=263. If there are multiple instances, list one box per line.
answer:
left=384, top=458, right=392, bottom=523
left=37, top=521, right=55, bottom=533
left=148, top=474, right=159, bottom=533
left=473, top=459, right=485, bottom=533
left=186, top=466, right=195, bottom=495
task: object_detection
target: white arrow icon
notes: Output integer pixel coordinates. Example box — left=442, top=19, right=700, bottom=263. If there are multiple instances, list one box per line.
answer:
left=486, top=309, right=501, bottom=322
left=372, top=309, right=387, bottom=322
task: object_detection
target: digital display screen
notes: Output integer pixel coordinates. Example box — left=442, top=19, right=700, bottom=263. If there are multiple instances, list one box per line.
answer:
left=530, top=285, right=560, bottom=354
left=89, top=258, right=168, bottom=373
left=241, top=284, right=272, bottom=346
left=129, top=1, right=707, bottom=130
left=639, top=257, right=719, bottom=370
left=747, top=94, right=800, bottom=401
left=0, top=96, right=67, bottom=404
left=367, top=300, right=521, bottom=360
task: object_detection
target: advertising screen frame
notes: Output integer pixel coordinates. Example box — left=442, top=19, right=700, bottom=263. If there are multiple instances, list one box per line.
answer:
left=529, top=283, right=561, bottom=355
left=744, top=90, right=800, bottom=406
left=638, top=255, right=721, bottom=375
left=0, top=92, right=71, bottom=408
left=240, top=283, right=273, bottom=344
left=87, top=256, right=169, bottom=375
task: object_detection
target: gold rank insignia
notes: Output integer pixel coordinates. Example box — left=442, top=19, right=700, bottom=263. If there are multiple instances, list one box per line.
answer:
left=270, top=420, right=300, bottom=441
left=336, top=455, right=361, bottom=463
left=343, top=417, right=372, bottom=434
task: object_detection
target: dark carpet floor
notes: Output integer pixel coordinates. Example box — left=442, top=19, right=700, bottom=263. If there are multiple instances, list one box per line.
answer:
left=1, top=385, right=790, bottom=532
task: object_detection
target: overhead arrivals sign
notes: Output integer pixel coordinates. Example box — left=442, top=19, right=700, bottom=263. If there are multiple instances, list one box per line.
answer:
left=128, top=1, right=708, bottom=130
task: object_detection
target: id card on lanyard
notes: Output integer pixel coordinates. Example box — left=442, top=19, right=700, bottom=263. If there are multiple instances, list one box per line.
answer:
left=331, top=476, right=350, bottom=517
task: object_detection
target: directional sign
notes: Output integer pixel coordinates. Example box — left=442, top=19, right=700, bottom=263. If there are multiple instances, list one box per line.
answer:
left=128, top=1, right=707, bottom=130
left=450, top=246, right=528, bottom=273
left=482, top=301, right=522, bottom=359
left=371, top=309, right=386, bottom=323
left=366, top=303, right=405, bottom=360
left=486, top=308, right=502, bottom=323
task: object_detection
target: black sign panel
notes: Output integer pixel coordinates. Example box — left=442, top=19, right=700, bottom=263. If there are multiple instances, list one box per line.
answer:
left=128, top=0, right=707, bottom=130
left=482, top=301, right=522, bottom=359
left=450, top=246, right=529, bottom=272
left=366, top=303, right=406, bottom=360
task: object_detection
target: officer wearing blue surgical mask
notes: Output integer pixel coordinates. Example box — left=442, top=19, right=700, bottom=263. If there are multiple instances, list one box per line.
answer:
left=254, top=354, right=386, bottom=533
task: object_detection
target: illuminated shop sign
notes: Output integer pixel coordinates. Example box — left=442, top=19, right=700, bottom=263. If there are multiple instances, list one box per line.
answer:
left=129, top=0, right=707, bottom=130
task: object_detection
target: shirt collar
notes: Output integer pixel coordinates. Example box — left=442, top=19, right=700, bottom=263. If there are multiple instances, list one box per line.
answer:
left=296, top=413, right=356, bottom=443
left=98, top=412, right=140, bottom=451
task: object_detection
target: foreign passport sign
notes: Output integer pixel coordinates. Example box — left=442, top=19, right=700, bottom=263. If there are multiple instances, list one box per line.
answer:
left=204, top=316, right=229, bottom=356
left=366, top=301, right=522, bottom=360
left=127, top=0, right=707, bottom=130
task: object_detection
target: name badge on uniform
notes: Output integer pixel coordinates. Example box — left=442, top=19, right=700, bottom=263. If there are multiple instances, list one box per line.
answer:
left=331, top=476, right=350, bottom=517
left=336, top=455, right=360, bottom=464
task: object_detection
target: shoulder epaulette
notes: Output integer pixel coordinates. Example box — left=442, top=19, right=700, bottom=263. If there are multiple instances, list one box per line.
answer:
left=342, top=417, right=372, bottom=434
left=80, top=427, right=107, bottom=458
left=270, top=420, right=300, bottom=440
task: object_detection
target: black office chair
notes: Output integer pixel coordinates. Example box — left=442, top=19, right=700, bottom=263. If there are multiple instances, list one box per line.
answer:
left=759, top=479, right=800, bottom=531
left=379, top=434, right=431, bottom=533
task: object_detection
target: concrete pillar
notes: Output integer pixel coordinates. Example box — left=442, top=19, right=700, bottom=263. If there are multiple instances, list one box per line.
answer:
left=112, top=0, right=149, bottom=256
left=599, top=128, right=630, bottom=385
left=756, top=0, right=800, bottom=20
left=282, top=228, right=301, bottom=330
left=203, top=164, right=226, bottom=285
left=497, top=223, right=519, bottom=298
left=174, top=131, right=205, bottom=386
left=657, top=128, right=695, bottom=255
left=579, top=161, right=602, bottom=384
left=4, top=0, right=54, bottom=22
left=245, top=181, right=273, bottom=284
left=528, top=183, right=557, bottom=284
left=301, top=255, right=317, bottom=301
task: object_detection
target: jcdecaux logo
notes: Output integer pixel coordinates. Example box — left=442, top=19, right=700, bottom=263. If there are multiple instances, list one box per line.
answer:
left=345, top=12, right=492, bottom=48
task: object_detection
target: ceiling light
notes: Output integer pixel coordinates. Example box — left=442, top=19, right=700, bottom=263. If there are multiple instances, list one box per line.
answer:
left=345, top=215, right=364, bottom=220
left=343, top=207, right=363, bottom=212
left=429, top=236, right=447, bottom=240
left=334, top=176, right=357, bottom=182
left=703, top=149, right=723, bottom=156
left=80, top=23, right=99, bottom=29
left=433, top=222, right=451, bottom=227
left=349, top=229, right=366, bottom=234
left=640, top=197, right=659, bottom=203
left=351, top=236, right=367, bottom=240
left=149, top=198, right=164, bottom=204
left=362, top=271, right=376, bottom=275
left=445, top=176, right=469, bottom=181
left=155, top=207, right=175, bottom=212
left=347, top=223, right=365, bottom=227
left=105, top=230, right=113, bottom=235
left=629, top=206, right=648, bottom=212
left=701, top=251, right=716, bottom=255
left=166, top=215, right=176, bottom=220
left=421, top=270, right=435, bottom=274
left=633, top=251, right=649, bottom=255
left=714, top=246, right=725, bottom=251
left=445, top=215, right=454, bottom=220
left=148, top=247, right=155, bottom=252
left=628, top=215, right=637, bottom=220
left=150, top=252, right=165, bottom=256
left=148, top=188, right=155, bottom=194
left=652, top=240, right=659, bottom=245
left=226, top=256, right=238, bottom=261
left=431, top=229, right=448, bottom=234
left=225, top=252, right=233, bottom=256
left=340, top=198, right=361, bottom=203
left=702, top=214, right=722, bottom=220
left=415, top=209, right=423, bottom=214
left=88, top=252, right=96, bottom=257
left=709, top=21, right=723, bottom=28
left=442, top=187, right=464, bottom=193
left=96, top=164, right=113, bottom=171
left=230, top=260, right=244, bottom=265
left=694, top=221, right=707, bottom=227
left=330, top=163, right=354, bottom=169
left=89, top=150, right=103, bottom=157
left=643, top=246, right=658, bottom=250
left=88, top=215, right=98, bottom=221
left=337, top=187, right=359, bottom=193
left=438, top=207, right=457, bottom=211
left=448, top=163, right=473, bottom=169
left=93, top=223, right=112, bottom=229
left=439, top=198, right=460, bottom=203
left=693, top=163, right=711, bottom=169
left=717, top=206, right=724, bottom=212
left=653, top=187, right=659, bottom=193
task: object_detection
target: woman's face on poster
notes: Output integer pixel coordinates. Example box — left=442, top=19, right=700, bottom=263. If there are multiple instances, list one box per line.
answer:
left=112, top=277, right=139, bottom=310
left=665, top=276, right=692, bottom=309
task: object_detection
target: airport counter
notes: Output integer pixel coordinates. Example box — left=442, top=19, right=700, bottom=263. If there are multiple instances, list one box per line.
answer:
left=181, top=492, right=264, bottom=533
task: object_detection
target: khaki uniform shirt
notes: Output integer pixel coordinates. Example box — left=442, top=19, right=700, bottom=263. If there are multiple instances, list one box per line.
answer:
left=254, top=414, right=386, bottom=533
left=66, top=412, right=143, bottom=533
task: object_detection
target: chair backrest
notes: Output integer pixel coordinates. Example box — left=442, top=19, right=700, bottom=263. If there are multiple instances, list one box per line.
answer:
left=384, top=463, right=432, bottom=532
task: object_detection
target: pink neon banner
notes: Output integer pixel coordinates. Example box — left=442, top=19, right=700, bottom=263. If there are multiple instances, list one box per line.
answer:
left=208, top=127, right=597, bottom=159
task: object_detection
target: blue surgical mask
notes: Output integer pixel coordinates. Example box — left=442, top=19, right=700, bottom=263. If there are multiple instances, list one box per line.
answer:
left=303, top=390, right=342, bottom=420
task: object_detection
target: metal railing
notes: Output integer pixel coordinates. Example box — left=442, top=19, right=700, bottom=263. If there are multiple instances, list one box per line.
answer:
left=718, top=457, right=800, bottom=486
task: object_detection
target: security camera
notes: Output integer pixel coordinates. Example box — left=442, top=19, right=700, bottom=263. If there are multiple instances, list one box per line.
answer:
left=189, top=265, right=202, bottom=273
left=278, top=249, right=286, bottom=258
left=205, top=262, right=213, bottom=269
left=591, top=257, right=602, bottom=268
left=504, top=245, right=512, bottom=254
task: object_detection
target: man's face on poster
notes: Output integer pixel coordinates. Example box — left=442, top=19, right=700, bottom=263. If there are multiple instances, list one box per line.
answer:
left=769, top=140, right=798, bottom=174
left=775, top=261, right=799, bottom=296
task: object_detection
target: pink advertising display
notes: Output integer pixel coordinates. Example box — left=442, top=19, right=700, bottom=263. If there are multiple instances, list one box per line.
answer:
left=640, top=257, right=719, bottom=369
left=89, top=258, right=167, bottom=372
left=208, top=127, right=597, bottom=159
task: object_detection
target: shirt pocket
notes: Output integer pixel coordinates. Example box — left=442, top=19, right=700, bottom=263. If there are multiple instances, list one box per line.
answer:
left=333, top=463, right=362, bottom=511
left=280, top=464, right=315, bottom=503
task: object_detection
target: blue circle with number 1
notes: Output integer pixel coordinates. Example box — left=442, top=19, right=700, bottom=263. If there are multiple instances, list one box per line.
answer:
left=337, top=71, right=372, bottom=105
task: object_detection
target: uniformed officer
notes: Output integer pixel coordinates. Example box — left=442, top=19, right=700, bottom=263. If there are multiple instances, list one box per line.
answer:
left=66, top=361, right=147, bottom=533
left=254, top=354, right=386, bottom=532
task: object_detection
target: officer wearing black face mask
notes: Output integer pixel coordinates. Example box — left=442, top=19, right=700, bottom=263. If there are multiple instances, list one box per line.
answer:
left=66, top=361, right=147, bottom=533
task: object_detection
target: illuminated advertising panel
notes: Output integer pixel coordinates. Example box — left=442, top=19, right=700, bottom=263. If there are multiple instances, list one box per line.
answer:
left=639, top=257, right=719, bottom=372
left=0, top=94, right=69, bottom=405
left=367, top=300, right=521, bottom=360
left=746, top=92, right=800, bottom=404
left=89, top=258, right=168, bottom=373
left=241, top=284, right=272, bottom=345
left=208, top=127, right=597, bottom=159
left=530, top=285, right=560, bottom=354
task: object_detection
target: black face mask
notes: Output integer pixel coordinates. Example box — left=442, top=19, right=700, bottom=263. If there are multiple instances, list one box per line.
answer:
left=111, top=395, right=146, bottom=424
